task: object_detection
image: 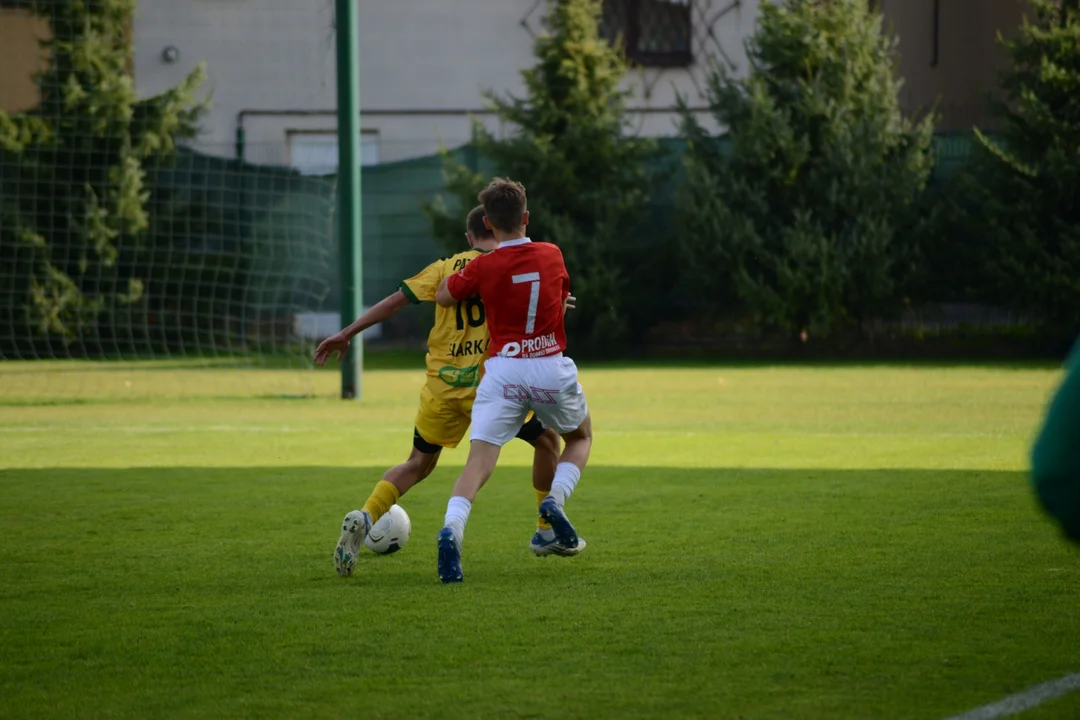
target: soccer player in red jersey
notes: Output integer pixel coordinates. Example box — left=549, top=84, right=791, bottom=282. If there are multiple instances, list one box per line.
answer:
left=433, top=178, right=593, bottom=583
left=315, top=206, right=569, bottom=578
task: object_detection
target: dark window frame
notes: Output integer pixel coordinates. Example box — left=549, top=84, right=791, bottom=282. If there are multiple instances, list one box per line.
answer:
left=603, top=0, right=693, bottom=68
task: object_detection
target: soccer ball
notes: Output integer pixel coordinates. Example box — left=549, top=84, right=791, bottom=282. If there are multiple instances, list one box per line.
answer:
left=364, top=505, right=411, bottom=555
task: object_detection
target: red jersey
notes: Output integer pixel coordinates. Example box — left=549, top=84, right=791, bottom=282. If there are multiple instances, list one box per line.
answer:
left=446, top=238, right=569, bottom=358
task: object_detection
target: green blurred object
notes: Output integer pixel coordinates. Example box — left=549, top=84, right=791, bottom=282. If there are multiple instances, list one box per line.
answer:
left=1031, top=338, right=1080, bottom=543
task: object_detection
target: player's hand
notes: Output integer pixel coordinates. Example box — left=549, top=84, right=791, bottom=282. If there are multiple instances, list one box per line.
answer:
left=563, top=295, right=577, bottom=313
left=314, top=332, right=351, bottom=365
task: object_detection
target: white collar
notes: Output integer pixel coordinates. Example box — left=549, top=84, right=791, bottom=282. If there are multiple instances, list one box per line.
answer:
left=497, top=237, right=532, bottom=249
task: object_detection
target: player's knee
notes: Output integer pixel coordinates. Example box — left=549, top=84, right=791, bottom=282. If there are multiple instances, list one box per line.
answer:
left=408, top=450, right=440, bottom=480
left=463, top=441, right=501, bottom=479
left=562, top=414, right=592, bottom=444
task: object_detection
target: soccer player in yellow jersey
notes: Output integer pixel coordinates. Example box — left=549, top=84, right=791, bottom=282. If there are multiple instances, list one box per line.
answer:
left=315, top=206, right=584, bottom=577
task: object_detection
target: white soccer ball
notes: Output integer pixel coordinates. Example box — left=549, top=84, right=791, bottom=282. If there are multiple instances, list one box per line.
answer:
left=364, top=505, right=411, bottom=555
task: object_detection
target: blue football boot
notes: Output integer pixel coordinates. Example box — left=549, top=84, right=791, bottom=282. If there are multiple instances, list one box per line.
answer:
left=437, top=526, right=463, bottom=584
left=538, top=498, right=580, bottom=550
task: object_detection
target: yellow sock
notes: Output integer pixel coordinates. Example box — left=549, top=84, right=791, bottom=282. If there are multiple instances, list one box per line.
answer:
left=362, top=480, right=400, bottom=525
left=535, top=489, right=552, bottom=531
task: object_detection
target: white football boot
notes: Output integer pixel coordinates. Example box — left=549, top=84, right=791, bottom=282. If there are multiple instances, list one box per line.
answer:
left=529, top=531, right=588, bottom=557
left=334, top=509, right=371, bottom=577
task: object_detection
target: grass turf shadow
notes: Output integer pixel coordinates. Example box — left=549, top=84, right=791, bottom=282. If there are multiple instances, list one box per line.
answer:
left=1, top=466, right=1077, bottom=720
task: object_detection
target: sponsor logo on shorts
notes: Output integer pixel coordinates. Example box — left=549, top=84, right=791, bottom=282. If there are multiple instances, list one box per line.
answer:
left=438, top=363, right=481, bottom=388
left=498, top=332, right=559, bottom=358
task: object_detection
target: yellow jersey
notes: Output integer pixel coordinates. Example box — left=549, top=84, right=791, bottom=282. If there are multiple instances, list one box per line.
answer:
left=400, top=250, right=491, bottom=400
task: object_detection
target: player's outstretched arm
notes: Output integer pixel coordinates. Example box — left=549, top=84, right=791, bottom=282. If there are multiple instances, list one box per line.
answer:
left=314, top=290, right=410, bottom=365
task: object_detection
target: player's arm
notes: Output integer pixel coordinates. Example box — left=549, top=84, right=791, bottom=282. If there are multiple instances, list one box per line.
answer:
left=315, top=258, right=442, bottom=365
left=337, top=291, right=410, bottom=340
left=314, top=291, right=410, bottom=365
left=436, top=256, right=481, bottom=307
left=434, top=278, right=455, bottom=307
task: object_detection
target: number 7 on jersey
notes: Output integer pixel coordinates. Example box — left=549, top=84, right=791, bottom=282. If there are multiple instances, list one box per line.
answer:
left=513, top=272, right=540, bottom=334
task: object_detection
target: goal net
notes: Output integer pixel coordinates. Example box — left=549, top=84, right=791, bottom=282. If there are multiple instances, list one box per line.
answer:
left=0, top=0, right=343, bottom=402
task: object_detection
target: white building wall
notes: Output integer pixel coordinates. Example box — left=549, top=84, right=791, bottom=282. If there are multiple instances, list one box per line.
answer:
left=134, top=0, right=338, bottom=163
left=134, top=0, right=759, bottom=167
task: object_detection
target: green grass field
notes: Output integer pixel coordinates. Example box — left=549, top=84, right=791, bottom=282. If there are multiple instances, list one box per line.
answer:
left=2, top=359, right=1079, bottom=719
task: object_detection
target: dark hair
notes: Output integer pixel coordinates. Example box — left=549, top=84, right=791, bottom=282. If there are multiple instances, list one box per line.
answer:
left=478, top=178, right=527, bottom=233
left=465, top=205, right=493, bottom=240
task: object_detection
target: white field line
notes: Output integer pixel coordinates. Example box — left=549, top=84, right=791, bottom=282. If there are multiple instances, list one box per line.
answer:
left=3, top=426, right=1012, bottom=439
left=945, top=673, right=1080, bottom=720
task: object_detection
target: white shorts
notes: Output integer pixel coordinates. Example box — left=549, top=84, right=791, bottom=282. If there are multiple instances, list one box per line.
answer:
left=470, top=355, right=589, bottom=446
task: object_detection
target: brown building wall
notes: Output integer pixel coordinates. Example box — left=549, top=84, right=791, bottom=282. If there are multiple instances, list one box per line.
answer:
left=878, top=0, right=1026, bottom=131
left=0, top=8, right=50, bottom=112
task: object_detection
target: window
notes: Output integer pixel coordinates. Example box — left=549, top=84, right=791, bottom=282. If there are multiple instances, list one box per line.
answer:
left=601, top=0, right=693, bottom=67
left=287, top=130, right=380, bottom=175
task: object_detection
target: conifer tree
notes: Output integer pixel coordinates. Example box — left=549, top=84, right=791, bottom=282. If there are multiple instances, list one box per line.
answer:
left=426, top=0, right=659, bottom=353
left=0, top=0, right=205, bottom=355
left=678, top=0, right=935, bottom=338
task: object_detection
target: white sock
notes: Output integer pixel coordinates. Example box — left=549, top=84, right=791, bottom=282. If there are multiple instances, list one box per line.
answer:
left=548, top=463, right=581, bottom=507
left=538, top=527, right=555, bottom=541
left=444, top=496, right=472, bottom=543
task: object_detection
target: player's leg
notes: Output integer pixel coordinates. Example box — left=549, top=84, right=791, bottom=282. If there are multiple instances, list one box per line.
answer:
left=514, top=414, right=556, bottom=528
left=530, top=357, right=592, bottom=549
left=438, top=358, right=529, bottom=583
left=437, top=440, right=504, bottom=584
left=535, top=413, right=592, bottom=550
left=552, top=412, right=592, bottom=500
left=334, top=439, right=439, bottom=578
left=516, top=414, right=557, bottom=496
left=516, top=417, right=586, bottom=556
left=335, top=387, right=464, bottom=577
left=383, top=430, right=445, bottom=496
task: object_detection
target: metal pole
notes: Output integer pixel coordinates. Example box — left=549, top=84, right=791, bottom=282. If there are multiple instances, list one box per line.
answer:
left=336, top=0, right=362, bottom=399
left=234, top=125, right=245, bottom=162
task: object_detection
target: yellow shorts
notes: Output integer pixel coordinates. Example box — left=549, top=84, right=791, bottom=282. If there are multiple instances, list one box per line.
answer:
left=414, top=384, right=474, bottom=449
left=413, top=384, right=539, bottom=451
